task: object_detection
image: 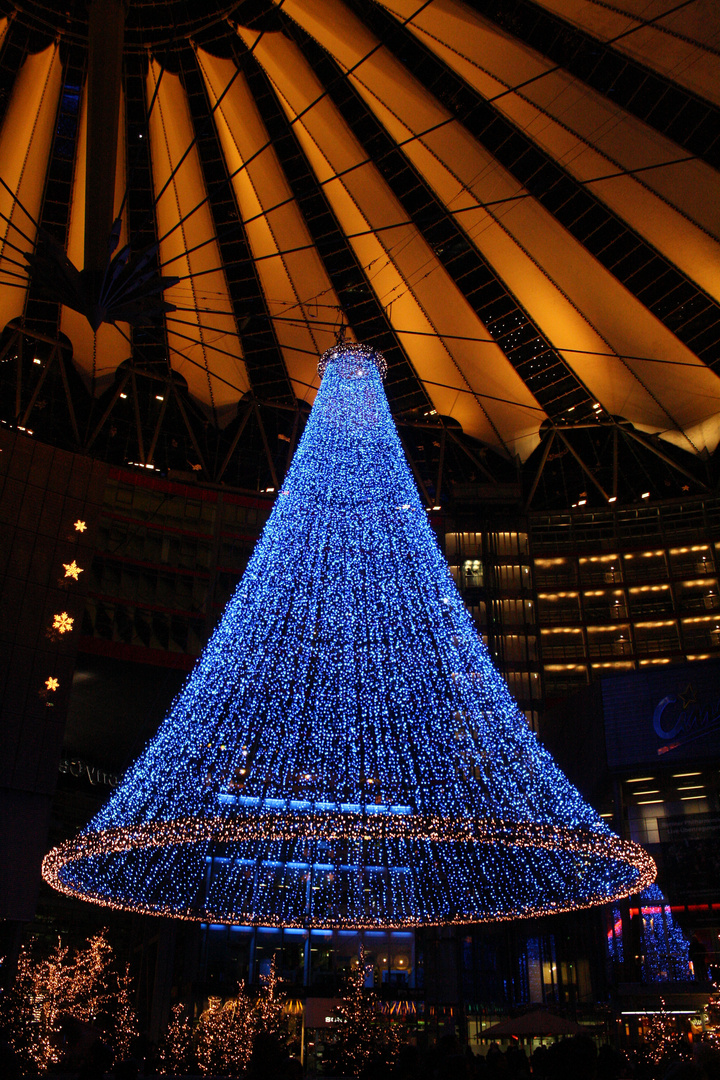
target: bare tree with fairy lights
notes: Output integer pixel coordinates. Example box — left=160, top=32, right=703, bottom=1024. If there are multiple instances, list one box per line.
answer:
left=158, top=1003, right=193, bottom=1074
left=326, top=948, right=401, bottom=1077
left=0, top=929, right=136, bottom=1074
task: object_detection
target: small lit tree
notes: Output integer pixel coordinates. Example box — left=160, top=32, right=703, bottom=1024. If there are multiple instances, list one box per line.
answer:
left=644, top=998, right=686, bottom=1069
left=0, top=946, right=38, bottom=1070
left=245, top=958, right=289, bottom=1078
left=158, top=1003, right=193, bottom=1074
left=255, top=956, right=286, bottom=1041
left=224, top=982, right=256, bottom=1075
left=69, top=929, right=114, bottom=1028
left=193, top=984, right=258, bottom=1076
left=113, top=963, right=138, bottom=1063
left=0, top=940, right=76, bottom=1074
left=195, top=997, right=235, bottom=1075
left=328, top=948, right=401, bottom=1077
left=0, top=930, right=131, bottom=1074
left=29, top=942, right=73, bottom=1072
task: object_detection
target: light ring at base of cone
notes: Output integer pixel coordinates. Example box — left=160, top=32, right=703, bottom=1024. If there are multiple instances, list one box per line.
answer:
left=42, top=813, right=656, bottom=927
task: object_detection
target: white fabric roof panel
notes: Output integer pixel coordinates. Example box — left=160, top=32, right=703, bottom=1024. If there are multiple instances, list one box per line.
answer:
left=0, top=0, right=716, bottom=463
left=147, top=59, right=250, bottom=423
left=278, top=0, right=720, bottom=455
left=239, top=24, right=546, bottom=458
left=0, top=43, right=62, bottom=334
left=532, top=0, right=720, bottom=106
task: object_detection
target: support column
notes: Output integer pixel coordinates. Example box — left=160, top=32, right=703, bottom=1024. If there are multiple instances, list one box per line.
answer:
left=84, top=0, right=126, bottom=275
left=148, top=921, right=177, bottom=1044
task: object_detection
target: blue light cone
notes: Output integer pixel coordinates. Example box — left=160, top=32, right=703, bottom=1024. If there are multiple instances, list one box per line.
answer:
left=44, top=343, right=655, bottom=926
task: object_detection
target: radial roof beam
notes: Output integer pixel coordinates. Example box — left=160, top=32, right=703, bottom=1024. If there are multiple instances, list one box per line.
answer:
left=241, top=60, right=434, bottom=421
left=56, top=347, right=81, bottom=446
left=84, top=0, right=125, bottom=276
left=553, top=428, right=611, bottom=502
left=525, top=429, right=555, bottom=511
left=286, top=22, right=594, bottom=426
left=61, top=76, right=131, bottom=395
left=120, top=55, right=171, bottom=390
left=195, top=46, right=344, bottom=408
left=85, top=369, right=131, bottom=450
left=179, top=45, right=297, bottom=406
left=18, top=340, right=57, bottom=427
left=146, top=386, right=168, bottom=465
left=173, top=382, right=207, bottom=475
left=622, top=425, right=708, bottom=488
left=215, top=401, right=253, bottom=484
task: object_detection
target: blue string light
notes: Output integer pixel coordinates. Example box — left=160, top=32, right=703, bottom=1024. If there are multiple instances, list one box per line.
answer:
left=44, top=343, right=655, bottom=926
left=607, top=885, right=692, bottom=981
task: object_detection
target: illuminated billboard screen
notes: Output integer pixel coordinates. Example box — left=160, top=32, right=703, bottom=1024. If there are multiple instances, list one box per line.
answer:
left=602, top=660, right=720, bottom=769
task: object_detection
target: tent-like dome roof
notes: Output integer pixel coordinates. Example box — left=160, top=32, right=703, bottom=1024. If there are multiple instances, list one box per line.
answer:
left=0, top=0, right=718, bottom=504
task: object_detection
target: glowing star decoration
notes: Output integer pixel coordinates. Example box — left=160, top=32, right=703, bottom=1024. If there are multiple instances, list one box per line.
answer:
left=42, top=342, right=656, bottom=927
left=45, top=677, right=60, bottom=692
left=63, top=561, right=83, bottom=580
left=52, top=612, right=74, bottom=634
left=74, top=520, right=87, bottom=533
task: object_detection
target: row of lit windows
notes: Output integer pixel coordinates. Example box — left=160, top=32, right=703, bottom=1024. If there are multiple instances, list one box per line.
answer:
left=539, top=622, right=720, bottom=654
left=529, top=504, right=720, bottom=555
left=536, top=545, right=715, bottom=576
left=445, top=532, right=529, bottom=559
left=539, top=583, right=717, bottom=601
left=624, top=772, right=712, bottom=807
left=623, top=773, right=716, bottom=845
left=201, top=925, right=416, bottom=990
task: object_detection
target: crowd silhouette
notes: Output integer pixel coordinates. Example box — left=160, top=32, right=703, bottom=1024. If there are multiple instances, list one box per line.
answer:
left=383, top=1033, right=720, bottom=1080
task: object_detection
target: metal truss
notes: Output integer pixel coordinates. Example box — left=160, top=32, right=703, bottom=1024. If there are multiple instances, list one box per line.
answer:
left=0, top=321, right=712, bottom=512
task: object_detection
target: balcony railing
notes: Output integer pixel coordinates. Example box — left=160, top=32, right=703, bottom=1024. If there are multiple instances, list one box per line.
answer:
left=537, top=607, right=581, bottom=625
left=539, top=643, right=587, bottom=660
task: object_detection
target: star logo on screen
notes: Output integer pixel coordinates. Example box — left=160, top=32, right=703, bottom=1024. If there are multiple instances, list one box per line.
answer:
left=679, top=683, right=696, bottom=711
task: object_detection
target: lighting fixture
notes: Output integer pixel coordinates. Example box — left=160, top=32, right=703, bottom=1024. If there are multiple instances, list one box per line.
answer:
left=43, top=343, right=654, bottom=927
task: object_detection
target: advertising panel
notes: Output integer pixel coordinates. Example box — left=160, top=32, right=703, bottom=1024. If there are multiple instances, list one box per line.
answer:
left=602, top=660, right=720, bottom=768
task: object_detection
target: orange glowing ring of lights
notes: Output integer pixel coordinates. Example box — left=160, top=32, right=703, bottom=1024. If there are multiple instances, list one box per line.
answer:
left=42, top=812, right=656, bottom=926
